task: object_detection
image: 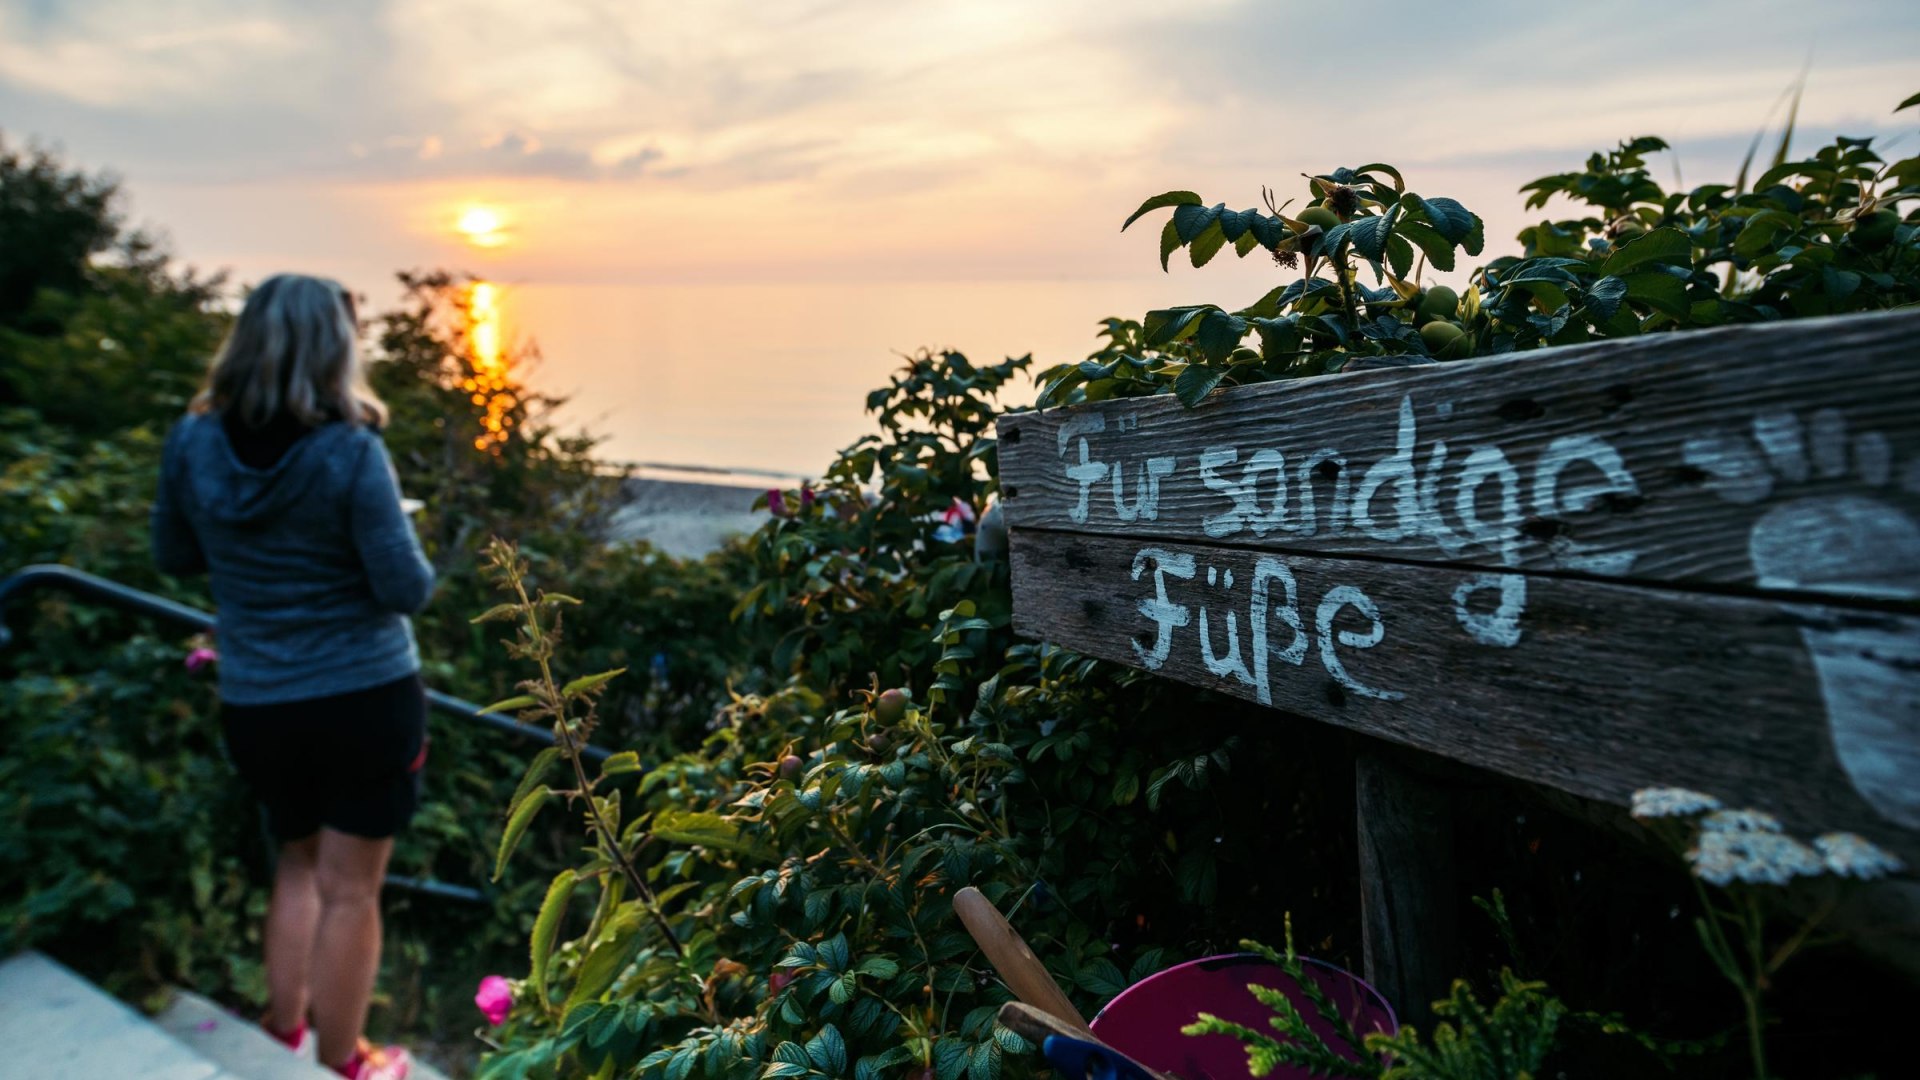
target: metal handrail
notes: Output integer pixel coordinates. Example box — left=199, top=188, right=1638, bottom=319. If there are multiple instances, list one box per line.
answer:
left=0, top=563, right=611, bottom=904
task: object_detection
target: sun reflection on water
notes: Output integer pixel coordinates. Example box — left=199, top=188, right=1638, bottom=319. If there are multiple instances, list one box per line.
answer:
left=462, top=280, right=515, bottom=451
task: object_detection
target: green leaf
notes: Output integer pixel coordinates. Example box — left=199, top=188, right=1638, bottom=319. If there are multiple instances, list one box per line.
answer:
left=469, top=602, right=521, bottom=625
left=1077, top=957, right=1128, bottom=997
left=1411, top=195, right=1476, bottom=243
left=1122, top=190, right=1202, bottom=232
left=819, top=934, right=852, bottom=972
left=651, top=809, right=770, bottom=858
left=1586, top=275, right=1629, bottom=320
left=564, top=922, right=644, bottom=1014
left=1353, top=161, right=1405, bottom=192
left=1396, top=221, right=1456, bottom=273
left=511, top=747, right=563, bottom=816
left=480, top=694, right=538, bottom=715
left=561, top=668, right=625, bottom=698
left=1143, top=306, right=1213, bottom=346
left=1158, top=219, right=1180, bottom=272
left=1822, top=265, right=1862, bottom=300
left=599, top=750, right=643, bottom=778
left=1599, top=226, right=1693, bottom=276
left=1386, top=234, right=1414, bottom=281
left=806, top=1025, right=848, bottom=1076
left=1171, top=202, right=1221, bottom=243
left=855, top=956, right=900, bottom=979
left=1733, top=209, right=1799, bottom=258
left=933, top=1039, right=970, bottom=1080
left=1251, top=316, right=1300, bottom=360
left=1622, top=270, right=1689, bottom=317
left=1172, top=365, right=1226, bottom=408
left=531, top=868, right=579, bottom=1009
left=1191, top=312, right=1247, bottom=362
left=1899, top=91, right=1920, bottom=113
left=968, top=1041, right=1001, bottom=1080
left=1345, top=210, right=1396, bottom=262
left=1188, top=220, right=1228, bottom=268
left=494, top=785, right=552, bottom=881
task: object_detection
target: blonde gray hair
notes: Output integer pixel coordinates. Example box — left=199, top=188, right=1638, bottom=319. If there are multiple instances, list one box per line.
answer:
left=193, top=273, right=387, bottom=428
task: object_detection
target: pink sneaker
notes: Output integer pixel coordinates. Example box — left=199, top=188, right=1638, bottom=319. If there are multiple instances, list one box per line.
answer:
left=264, top=1019, right=315, bottom=1061
left=336, top=1040, right=412, bottom=1080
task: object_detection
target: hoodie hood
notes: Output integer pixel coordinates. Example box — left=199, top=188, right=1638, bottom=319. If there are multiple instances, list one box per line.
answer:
left=176, top=413, right=357, bottom=526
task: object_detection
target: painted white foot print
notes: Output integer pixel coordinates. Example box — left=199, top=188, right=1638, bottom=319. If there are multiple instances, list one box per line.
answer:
left=1683, top=409, right=1920, bottom=828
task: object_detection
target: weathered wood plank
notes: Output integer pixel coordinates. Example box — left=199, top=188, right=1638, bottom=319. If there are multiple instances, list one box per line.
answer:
left=1008, top=529, right=1920, bottom=858
left=1355, top=752, right=1457, bottom=1029
left=998, top=311, right=1920, bottom=606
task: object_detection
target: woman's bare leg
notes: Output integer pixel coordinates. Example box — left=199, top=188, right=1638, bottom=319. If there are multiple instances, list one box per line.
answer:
left=310, top=829, right=394, bottom=1069
left=265, top=834, right=322, bottom=1036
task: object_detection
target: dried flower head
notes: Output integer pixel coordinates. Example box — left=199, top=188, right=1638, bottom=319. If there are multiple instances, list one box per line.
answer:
left=1699, top=808, right=1783, bottom=834
left=1689, top=829, right=1823, bottom=887
left=1271, top=247, right=1300, bottom=269
left=1324, top=184, right=1361, bottom=219
left=1813, top=832, right=1906, bottom=880
left=1631, top=787, right=1722, bottom=820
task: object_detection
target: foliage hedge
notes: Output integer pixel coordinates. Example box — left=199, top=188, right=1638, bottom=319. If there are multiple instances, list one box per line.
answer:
left=2, top=91, right=1917, bottom=1080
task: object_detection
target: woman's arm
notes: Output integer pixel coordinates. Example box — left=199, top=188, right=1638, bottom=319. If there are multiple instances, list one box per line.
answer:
left=151, top=423, right=208, bottom=577
left=349, top=435, right=436, bottom=613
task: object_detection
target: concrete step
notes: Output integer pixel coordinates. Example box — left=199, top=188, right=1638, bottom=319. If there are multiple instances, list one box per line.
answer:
left=153, top=991, right=336, bottom=1080
left=0, top=952, right=457, bottom=1080
left=151, top=989, right=456, bottom=1080
left=0, top=951, right=232, bottom=1080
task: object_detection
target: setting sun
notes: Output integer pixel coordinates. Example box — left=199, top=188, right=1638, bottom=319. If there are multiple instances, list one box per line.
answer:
left=455, top=205, right=506, bottom=248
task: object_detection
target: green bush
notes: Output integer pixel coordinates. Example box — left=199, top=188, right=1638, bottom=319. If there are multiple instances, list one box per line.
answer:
left=1037, top=91, right=1920, bottom=409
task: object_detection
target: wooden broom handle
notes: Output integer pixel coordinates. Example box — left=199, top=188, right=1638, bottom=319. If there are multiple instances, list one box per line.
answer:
left=952, top=886, right=1092, bottom=1032
left=996, top=1003, right=1175, bottom=1080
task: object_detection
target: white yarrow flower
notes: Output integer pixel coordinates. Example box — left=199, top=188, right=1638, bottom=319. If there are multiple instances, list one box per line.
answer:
left=1813, top=833, right=1906, bottom=880
left=1688, top=829, right=1823, bottom=887
left=1700, top=807, right=1783, bottom=834
left=1631, top=787, right=1722, bottom=820
left=1688, top=832, right=1741, bottom=887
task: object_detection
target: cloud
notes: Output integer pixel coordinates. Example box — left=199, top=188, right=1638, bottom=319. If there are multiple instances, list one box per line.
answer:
left=2, top=0, right=1915, bottom=292
left=0, top=0, right=335, bottom=109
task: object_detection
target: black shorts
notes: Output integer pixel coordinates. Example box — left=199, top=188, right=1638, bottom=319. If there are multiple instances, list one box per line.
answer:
left=221, top=673, right=429, bottom=842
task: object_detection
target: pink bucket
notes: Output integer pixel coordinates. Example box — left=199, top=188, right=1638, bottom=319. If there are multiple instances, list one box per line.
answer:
left=1088, top=953, right=1397, bottom=1080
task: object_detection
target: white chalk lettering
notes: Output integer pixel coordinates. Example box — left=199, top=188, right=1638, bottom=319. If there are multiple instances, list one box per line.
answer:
left=1452, top=573, right=1527, bottom=648
left=1315, top=585, right=1403, bottom=701
left=1130, top=547, right=1194, bottom=670
left=1247, top=555, right=1309, bottom=706
left=1351, top=397, right=1420, bottom=543
left=1131, top=548, right=1399, bottom=703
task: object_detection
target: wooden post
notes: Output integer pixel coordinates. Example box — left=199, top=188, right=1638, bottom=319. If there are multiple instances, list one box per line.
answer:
left=1355, top=751, right=1456, bottom=1030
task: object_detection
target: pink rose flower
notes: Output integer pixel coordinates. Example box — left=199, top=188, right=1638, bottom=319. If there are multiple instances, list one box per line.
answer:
left=184, top=647, right=219, bottom=675
left=766, top=489, right=789, bottom=517
left=798, top=486, right=815, bottom=513
left=475, top=975, right=513, bottom=1026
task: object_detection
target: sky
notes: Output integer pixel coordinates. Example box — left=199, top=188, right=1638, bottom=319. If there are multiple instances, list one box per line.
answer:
left=3, top=0, right=1917, bottom=472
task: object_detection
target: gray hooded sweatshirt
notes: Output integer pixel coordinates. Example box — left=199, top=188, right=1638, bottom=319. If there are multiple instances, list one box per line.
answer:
left=151, top=413, right=435, bottom=705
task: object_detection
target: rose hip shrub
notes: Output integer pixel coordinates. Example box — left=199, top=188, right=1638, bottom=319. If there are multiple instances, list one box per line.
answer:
left=473, top=349, right=1365, bottom=1079
left=1039, top=91, right=1920, bottom=410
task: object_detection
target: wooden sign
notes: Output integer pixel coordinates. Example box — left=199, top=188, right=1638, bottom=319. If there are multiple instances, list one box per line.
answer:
left=997, top=310, right=1920, bottom=862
